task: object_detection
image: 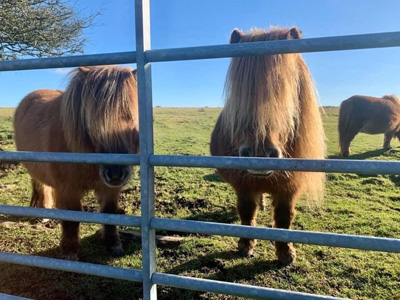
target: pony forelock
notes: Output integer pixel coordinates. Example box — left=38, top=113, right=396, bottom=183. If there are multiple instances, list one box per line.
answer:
left=60, top=66, right=138, bottom=152
left=221, top=27, right=305, bottom=150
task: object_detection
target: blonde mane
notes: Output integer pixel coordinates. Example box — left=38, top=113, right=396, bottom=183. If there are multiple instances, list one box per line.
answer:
left=220, top=27, right=325, bottom=203
left=61, top=66, right=138, bottom=152
left=222, top=28, right=314, bottom=149
left=382, top=94, right=400, bottom=106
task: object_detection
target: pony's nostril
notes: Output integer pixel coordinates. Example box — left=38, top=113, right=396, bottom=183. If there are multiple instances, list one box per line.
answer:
left=121, top=169, right=129, bottom=181
left=103, top=169, right=111, bottom=181
left=240, top=147, right=252, bottom=157
left=267, top=148, right=280, bottom=158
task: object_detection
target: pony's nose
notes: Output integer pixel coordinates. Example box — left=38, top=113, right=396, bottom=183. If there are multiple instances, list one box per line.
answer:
left=120, top=169, right=130, bottom=182
left=104, top=169, right=117, bottom=181
left=101, top=165, right=131, bottom=187
left=105, top=167, right=129, bottom=182
left=265, top=147, right=280, bottom=158
left=239, top=147, right=252, bottom=157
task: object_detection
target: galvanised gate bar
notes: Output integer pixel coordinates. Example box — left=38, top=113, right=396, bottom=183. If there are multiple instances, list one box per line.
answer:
left=1, top=0, right=400, bottom=299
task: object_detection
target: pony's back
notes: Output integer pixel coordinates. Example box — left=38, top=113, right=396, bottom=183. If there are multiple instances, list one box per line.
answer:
left=14, top=89, right=65, bottom=153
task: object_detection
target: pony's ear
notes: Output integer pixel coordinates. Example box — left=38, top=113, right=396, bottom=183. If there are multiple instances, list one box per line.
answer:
left=78, top=66, right=91, bottom=74
left=287, top=27, right=302, bottom=40
left=230, top=28, right=244, bottom=44
left=132, top=69, right=137, bottom=80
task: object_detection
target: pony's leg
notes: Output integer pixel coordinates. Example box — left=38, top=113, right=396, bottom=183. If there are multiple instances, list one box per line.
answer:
left=30, top=179, right=54, bottom=209
left=96, top=187, right=124, bottom=257
left=340, top=131, right=358, bottom=157
left=55, top=188, right=82, bottom=261
left=383, top=132, right=394, bottom=150
left=236, top=188, right=260, bottom=256
left=272, top=192, right=299, bottom=265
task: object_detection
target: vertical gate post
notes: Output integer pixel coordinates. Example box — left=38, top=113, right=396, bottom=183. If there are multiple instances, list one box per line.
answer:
left=135, top=0, right=157, bottom=299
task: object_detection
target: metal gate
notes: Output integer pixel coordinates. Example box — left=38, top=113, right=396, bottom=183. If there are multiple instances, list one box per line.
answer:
left=1, top=1, right=400, bottom=299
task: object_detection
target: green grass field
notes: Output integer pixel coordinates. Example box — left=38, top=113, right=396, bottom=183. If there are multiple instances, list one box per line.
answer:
left=0, top=107, right=399, bottom=300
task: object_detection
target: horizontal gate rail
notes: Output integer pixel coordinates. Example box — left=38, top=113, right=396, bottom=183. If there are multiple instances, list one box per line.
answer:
left=0, top=151, right=140, bottom=165
left=3, top=205, right=399, bottom=253
left=0, top=251, right=143, bottom=282
left=0, top=205, right=141, bottom=227
left=150, top=154, right=400, bottom=175
left=151, top=218, right=400, bottom=253
left=0, top=51, right=136, bottom=72
left=2, top=151, right=400, bottom=176
left=0, top=293, right=32, bottom=300
left=152, top=273, right=345, bottom=300
left=1, top=31, right=400, bottom=73
left=146, top=31, right=400, bottom=62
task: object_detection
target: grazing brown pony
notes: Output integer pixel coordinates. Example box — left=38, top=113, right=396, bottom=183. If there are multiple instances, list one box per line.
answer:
left=14, top=66, right=139, bottom=260
left=338, top=95, right=400, bottom=156
left=210, top=27, right=326, bottom=264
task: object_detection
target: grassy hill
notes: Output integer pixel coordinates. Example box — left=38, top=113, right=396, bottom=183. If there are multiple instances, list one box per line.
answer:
left=0, top=107, right=399, bottom=300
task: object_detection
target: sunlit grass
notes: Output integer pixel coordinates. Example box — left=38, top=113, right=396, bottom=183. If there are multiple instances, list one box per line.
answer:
left=0, top=107, right=399, bottom=299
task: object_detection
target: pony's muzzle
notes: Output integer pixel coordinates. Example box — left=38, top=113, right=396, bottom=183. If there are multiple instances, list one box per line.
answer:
left=100, top=165, right=132, bottom=187
left=239, top=146, right=280, bottom=177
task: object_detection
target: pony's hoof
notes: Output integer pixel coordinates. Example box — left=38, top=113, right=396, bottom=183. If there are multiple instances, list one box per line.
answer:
left=238, top=248, right=255, bottom=257
left=238, top=238, right=256, bottom=257
left=110, top=245, right=125, bottom=257
left=276, top=245, right=296, bottom=265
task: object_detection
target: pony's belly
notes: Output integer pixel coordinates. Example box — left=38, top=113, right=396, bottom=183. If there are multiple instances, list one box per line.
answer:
left=360, top=122, right=387, bottom=134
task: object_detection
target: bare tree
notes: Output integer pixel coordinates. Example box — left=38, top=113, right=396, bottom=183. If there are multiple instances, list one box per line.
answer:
left=0, top=0, right=98, bottom=60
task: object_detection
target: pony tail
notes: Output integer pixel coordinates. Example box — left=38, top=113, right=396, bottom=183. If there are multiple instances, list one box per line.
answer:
left=338, top=100, right=352, bottom=154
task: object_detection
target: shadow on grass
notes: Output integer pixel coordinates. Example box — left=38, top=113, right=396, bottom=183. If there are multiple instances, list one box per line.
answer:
left=388, top=174, right=400, bottom=187
left=159, top=250, right=289, bottom=300
left=0, top=214, right=33, bottom=223
left=166, top=250, right=286, bottom=278
left=156, top=206, right=238, bottom=238
left=203, top=172, right=224, bottom=183
left=0, top=232, right=143, bottom=300
left=185, top=205, right=238, bottom=224
left=328, top=148, right=388, bottom=160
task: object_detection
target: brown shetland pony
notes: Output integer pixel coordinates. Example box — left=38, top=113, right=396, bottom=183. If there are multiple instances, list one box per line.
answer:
left=14, top=66, right=139, bottom=260
left=210, top=27, right=326, bottom=264
left=339, top=95, right=400, bottom=156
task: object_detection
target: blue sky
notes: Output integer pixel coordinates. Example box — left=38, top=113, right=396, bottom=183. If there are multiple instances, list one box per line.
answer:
left=1, top=0, right=400, bottom=107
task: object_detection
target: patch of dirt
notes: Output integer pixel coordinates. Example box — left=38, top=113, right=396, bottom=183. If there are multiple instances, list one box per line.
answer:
left=0, top=161, right=19, bottom=171
left=174, top=195, right=212, bottom=211
left=0, top=218, right=59, bottom=230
